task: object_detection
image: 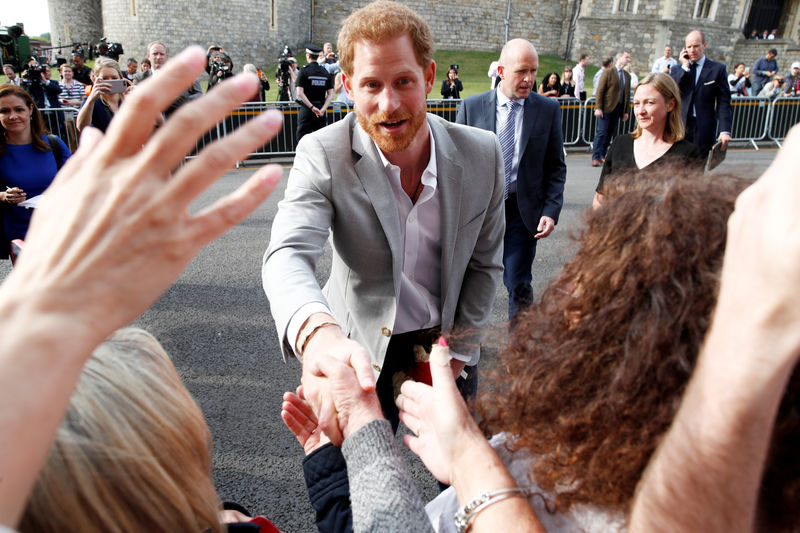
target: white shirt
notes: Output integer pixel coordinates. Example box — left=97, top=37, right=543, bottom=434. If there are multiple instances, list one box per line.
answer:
left=287, top=123, right=469, bottom=363
left=495, top=88, right=525, bottom=192
left=574, top=63, right=585, bottom=95
left=374, top=127, right=444, bottom=334
left=652, top=56, right=678, bottom=73
left=592, top=68, right=604, bottom=95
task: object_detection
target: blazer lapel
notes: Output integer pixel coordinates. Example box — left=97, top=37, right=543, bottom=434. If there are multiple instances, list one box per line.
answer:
left=474, top=91, right=497, bottom=132
left=351, top=118, right=403, bottom=281
left=430, top=118, right=464, bottom=310
left=519, top=94, right=537, bottom=150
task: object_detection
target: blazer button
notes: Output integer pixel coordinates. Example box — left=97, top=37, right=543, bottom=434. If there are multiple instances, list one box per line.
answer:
left=381, top=327, right=391, bottom=337
left=372, top=364, right=381, bottom=372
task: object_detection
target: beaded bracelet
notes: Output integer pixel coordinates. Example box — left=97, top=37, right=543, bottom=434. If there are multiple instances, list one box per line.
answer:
left=454, top=487, right=526, bottom=533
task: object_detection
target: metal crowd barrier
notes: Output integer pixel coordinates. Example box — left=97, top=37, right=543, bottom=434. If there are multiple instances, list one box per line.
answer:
left=729, top=96, right=770, bottom=149
left=557, top=97, right=582, bottom=147
left=40, top=107, right=80, bottom=154
left=426, top=99, right=461, bottom=122
left=766, top=95, right=800, bottom=147
left=44, top=96, right=800, bottom=162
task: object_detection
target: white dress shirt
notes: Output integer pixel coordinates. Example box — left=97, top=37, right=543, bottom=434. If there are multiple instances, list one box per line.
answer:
left=286, top=123, right=470, bottom=363
left=574, top=63, right=585, bottom=95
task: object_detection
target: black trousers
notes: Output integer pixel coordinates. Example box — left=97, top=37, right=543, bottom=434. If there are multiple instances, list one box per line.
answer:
left=297, top=105, right=327, bottom=143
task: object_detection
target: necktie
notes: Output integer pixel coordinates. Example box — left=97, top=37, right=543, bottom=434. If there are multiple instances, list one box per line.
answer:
left=619, top=69, right=625, bottom=104
left=498, top=100, right=519, bottom=200
left=690, top=62, right=698, bottom=89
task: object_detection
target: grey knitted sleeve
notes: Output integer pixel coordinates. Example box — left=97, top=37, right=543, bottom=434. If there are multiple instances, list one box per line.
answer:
left=342, top=419, right=436, bottom=533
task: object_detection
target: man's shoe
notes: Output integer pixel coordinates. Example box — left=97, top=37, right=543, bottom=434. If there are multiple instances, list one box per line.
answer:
left=591, top=159, right=601, bottom=167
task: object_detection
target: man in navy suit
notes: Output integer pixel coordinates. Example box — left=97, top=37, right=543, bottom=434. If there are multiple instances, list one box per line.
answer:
left=457, top=39, right=566, bottom=319
left=670, top=30, right=731, bottom=157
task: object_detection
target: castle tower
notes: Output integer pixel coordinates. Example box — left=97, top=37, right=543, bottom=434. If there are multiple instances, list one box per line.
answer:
left=47, top=0, right=103, bottom=52
left=101, top=0, right=311, bottom=75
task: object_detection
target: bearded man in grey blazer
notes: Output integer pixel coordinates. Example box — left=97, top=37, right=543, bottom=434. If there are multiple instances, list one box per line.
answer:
left=262, top=0, right=504, bottom=432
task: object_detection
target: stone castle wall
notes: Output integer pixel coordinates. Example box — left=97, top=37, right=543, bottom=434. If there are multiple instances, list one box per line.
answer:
left=48, top=0, right=103, bottom=51
left=311, top=0, right=569, bottom=58
left=48, top=0, right=799, bottom=82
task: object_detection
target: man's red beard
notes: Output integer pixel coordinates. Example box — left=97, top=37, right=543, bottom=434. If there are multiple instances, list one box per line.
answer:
left=357, top=107, right=427, bottom=153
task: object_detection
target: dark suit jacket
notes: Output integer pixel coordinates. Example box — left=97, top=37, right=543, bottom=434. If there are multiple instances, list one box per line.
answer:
left=595, top=66, right=631, bottom=115
left=670, top=58, right=732, bottom=151
left=456, top=89, right=566, bottom=234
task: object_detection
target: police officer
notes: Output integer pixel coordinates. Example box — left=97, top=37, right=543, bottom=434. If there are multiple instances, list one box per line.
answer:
left=295, top=45, right=334, bottom=142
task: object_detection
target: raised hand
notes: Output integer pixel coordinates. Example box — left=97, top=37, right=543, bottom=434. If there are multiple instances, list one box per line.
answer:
left=281, top=386, right=330, bottom=455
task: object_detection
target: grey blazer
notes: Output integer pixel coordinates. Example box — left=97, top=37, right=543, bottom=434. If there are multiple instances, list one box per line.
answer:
left=262, top=112, right=504, bottom=370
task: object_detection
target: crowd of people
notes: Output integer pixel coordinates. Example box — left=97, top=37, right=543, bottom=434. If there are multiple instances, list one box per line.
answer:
left=1, top=2, right=800, bottom=533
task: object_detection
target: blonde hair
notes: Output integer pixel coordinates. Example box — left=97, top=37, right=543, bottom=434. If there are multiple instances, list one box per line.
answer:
left=19, top=328, right=223, bottom=533
left=92, top=57, right=123, bottom=79
left=631, top=73, right=685, bottom=143
left=337, top=0, right=434, bottom=77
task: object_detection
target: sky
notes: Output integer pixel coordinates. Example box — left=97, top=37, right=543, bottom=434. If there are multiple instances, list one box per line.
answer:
left=3, top=0, right=52, bottom=37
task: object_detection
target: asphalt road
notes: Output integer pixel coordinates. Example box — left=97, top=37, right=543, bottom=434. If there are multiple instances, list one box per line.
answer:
left=0, top=147, right=776, bottom=532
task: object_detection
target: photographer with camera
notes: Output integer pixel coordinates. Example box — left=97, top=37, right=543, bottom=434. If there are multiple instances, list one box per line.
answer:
left=295, top=45, right=333, bottom=142
left=96, top=37, right=124, bottom=63
left=440, top=64, right=462, bottom=99
left=275, top=46, right=297, bottom=102
left=207, top=49, right=235, bottom=92
left=21, top=59, right=61, bottom=111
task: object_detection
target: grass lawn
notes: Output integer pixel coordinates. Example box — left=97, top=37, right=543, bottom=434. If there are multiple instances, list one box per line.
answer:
left=0, top=50, right=602, bottom=98
left=291, top=49, right=602, bottom=98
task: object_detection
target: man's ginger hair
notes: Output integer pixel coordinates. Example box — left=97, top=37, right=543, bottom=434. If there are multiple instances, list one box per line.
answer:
left=337, top=0, right=434, bottom=77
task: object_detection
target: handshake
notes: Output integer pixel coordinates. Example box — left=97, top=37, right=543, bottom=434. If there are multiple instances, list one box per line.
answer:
left=282, top=337, right=479, bottom=486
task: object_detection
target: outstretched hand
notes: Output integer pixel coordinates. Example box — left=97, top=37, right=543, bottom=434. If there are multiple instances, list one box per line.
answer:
left=281, top=386, right=330, bottom=455
left=6, top=46, right=284, bottom=349
left=713, top=124, right=800, bottom=368
left=0, top=46, right=285, bottom=527
left=397, top=339, right=483, bottom=485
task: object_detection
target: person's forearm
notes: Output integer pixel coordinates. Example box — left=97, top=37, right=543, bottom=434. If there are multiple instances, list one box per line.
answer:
left=629, top=320, right=793, bottom=533
left=321, top=90, right=333, bottom=112
left=449, top=427, right=545, bottom=533
left=75, top=97, right=95, bottom=131
left=0, top=287, right=104, bottom=526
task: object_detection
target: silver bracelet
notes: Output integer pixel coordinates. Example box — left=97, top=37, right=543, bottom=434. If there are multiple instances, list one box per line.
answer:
left=454, top=487, right=526, bottom=533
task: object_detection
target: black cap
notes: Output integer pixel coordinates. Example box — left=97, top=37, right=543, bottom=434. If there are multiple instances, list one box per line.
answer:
left=305, top=44, right=322, bottom=57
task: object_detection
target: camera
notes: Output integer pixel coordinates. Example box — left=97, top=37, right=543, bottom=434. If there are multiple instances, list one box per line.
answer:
left=210, top=57, right=234, bottom=81
left=22, top=61, right=45, bottom=81
left=325, top=53, right=338, bottom=64
left=276, top=45, right=294, bottom=101
left=96, top=37, right=124, bottom=62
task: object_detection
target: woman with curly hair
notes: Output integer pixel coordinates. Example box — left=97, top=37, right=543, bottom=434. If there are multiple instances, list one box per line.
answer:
left=538, top=72, right=560, bottom=98
left=417, top=169, right=800, bottom=532
left=286, top=168, right=798, bottom=532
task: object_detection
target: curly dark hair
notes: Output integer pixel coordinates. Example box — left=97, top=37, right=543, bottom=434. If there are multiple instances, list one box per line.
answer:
left=479, top=170, right=750, bottom=514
